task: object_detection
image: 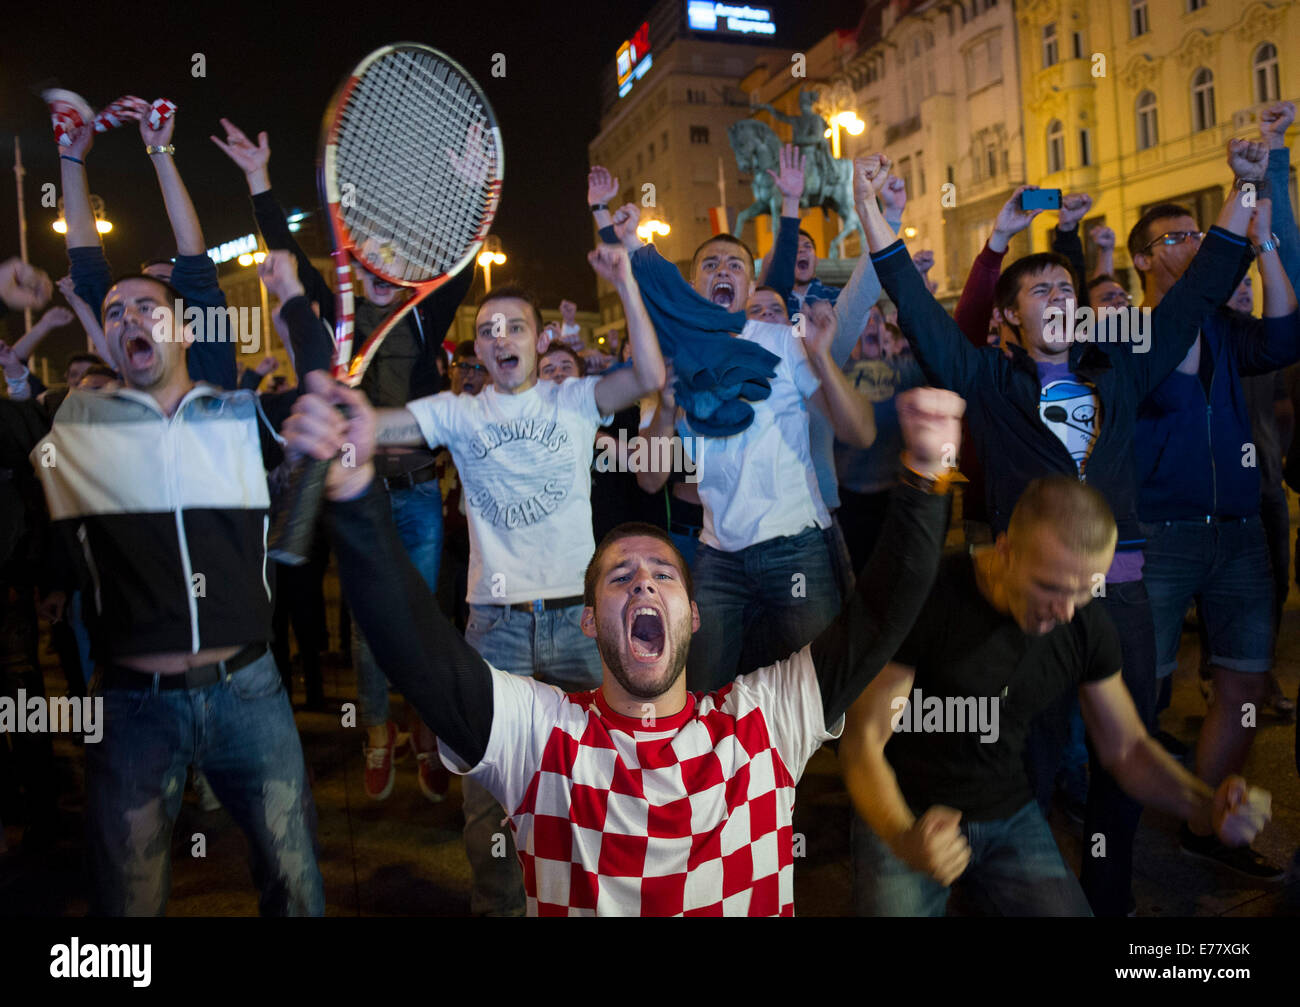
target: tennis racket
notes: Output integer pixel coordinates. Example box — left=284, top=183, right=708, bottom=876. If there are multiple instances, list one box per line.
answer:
left=269, top=42, right=503, bottom=563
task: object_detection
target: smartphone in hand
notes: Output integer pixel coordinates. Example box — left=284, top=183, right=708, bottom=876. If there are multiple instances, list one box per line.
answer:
left=1020, top=188, right=1062, bottom=211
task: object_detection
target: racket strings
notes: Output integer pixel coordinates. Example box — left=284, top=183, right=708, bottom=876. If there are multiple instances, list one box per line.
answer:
left=334, top=49, right=500, bottom=283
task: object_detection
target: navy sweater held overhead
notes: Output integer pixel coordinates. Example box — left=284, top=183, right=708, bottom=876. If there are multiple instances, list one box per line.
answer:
left=871, top=225, right=1251, bottom=551
left=1136, top=148, right=1300, bottom=522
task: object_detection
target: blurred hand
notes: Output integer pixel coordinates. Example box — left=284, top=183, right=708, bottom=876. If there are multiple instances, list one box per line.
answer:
left=1259, top=101, right=1296, bottom=150
left=879, top=174, right=907, bottom=219
left=1089, top=224, right=1116, bottom=251
left=1212, top=776, right=1271, bottom=847
left=258, top=250, right=305, bottom=304
left=1227, top=138, right=1269, bottom=181
left=1057, top=192, right=1093, bottom=231
left=993, top=185, right=1043, bottom=240
left=611, top=203, right=642, bottom=249
left=893, top=806, right=971, bottom=886
left=587, top=166, right=620, bottom=206
left=800, top=298, right=837, bottom=358
left=1248, top=198, right=1274, bottom=246
left=560, top=299, right=578, bottom=323
left=254, top=354, right=279, bottom=377
left=40, top=305, right=74, bottom=328
left=587, top=243, right=633, bottom=287
left=210, top=117, right=271, bottom=175
left=61, top=121, right=94, bottom=160
left=912, top=250, right=935, bottom=274
left=897, top=386, right=966, bottom=477
left=0, top=259, right=52, bottom=311
left=766, top=143, right=805, bottom=202
left=283, top=372, right=377, bottom=501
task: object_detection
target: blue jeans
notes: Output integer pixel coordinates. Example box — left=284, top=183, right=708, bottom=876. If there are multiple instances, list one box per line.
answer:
left=353, top=482, right=444, bottom=727
left=1141, top=516, right=1274, bottom=678
left=850, top=801, right=1092, bottom=917
left=85, top=650, right=324, bottom=916
left=460, top=602, right=601, bottom=915
left=686, top=525, right=840, bottom=692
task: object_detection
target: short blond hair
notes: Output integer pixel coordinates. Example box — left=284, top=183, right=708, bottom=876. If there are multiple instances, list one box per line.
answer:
left=1007, top=476, right=1117, bottom=557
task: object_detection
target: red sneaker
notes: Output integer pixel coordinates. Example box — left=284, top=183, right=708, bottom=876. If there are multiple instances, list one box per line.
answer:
left=363, top=721, right=399, bottom=801
left=416, top=738, right=450, bottom=804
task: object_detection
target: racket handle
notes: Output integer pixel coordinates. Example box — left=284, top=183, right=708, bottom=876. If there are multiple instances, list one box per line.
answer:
left=268, top=454, right=331, bottom=566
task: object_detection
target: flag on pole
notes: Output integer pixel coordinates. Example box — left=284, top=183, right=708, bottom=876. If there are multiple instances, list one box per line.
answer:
left=708, top=206, right=731, bottom=235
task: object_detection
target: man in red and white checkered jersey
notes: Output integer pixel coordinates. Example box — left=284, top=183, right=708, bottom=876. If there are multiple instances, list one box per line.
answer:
left=287, top=373, right=965, bottom=916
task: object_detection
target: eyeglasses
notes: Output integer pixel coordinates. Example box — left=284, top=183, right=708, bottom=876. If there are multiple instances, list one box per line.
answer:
left=452, top=362, right=487, bottom=373
left=1096, top=289, right=1132, bottom=308
left=1141, top=230, right=1204, bottom=254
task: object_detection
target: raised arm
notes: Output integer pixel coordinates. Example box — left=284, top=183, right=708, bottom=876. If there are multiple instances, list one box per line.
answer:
left=810, top=387, right=962, bottom=726
left=1133, top=140, right=1272, bottom=396
left=55, top=276, right=110, bottom=363
left=285, top=375, right=495, bottom=765
left=1089, top=225, right=1116, bottom=280
left=142, top=111, right=203, bottom=256
left=1259, top=102, right=1299, bottom=295
left=803, top=299, right=875, bottom=447
left=56, top=122, right=112, bottom=319
left=953, top=185, right=1041, bottom=346
left=1050, top=192, right=1092, bottom=285
left=857, top=155, right=987, bottom=398
left=754, top=144, right=804, bottom=299
left=591, top=244, right=665, bottom=414
left=10, top=306, right=74, bottom=364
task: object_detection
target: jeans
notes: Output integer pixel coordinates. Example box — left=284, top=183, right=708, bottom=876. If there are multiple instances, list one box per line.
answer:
left=85, top=650, right=324, bottom=916
left=1024, top=578, right=1156, bottom=916
left=686, top=525, right=840, bottom=692
left=353, top=482, right=444, bottom=727
left=461, top=602, right=601, bottom=916
left=1141, top=516, right=1273, bottom=677
left=850, top=801, right=1092, bottom=917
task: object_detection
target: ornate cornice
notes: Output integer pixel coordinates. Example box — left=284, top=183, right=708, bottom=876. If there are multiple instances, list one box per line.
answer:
left=1176, top=28, right=1219, bottom=69
left=1119, top=53, right=1164, bottom=91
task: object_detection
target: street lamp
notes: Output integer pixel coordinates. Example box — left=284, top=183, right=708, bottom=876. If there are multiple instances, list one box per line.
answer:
left=824, top=111, right=865, bottom=159
left=239, top=250, right=271, bottom=354
left=477, top=236, right=507, bottom=292
left=636, top=219, right=670, bottom=241
left=53, top=194, right=112, bottom=235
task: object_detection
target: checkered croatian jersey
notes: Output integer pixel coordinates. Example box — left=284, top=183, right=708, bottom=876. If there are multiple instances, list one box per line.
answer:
left=439, top=646, right=839, bottom=916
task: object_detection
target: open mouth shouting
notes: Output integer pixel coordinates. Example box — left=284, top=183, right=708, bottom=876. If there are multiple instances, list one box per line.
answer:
left=796, top=256, right=811, bottom=272
left=123, top=330, right=158, bottom=370
left=494, top=350, right=521, bottom=376
left=626, top=604, right=666, bottom=663
left=709, top=279, right=736, bottom=309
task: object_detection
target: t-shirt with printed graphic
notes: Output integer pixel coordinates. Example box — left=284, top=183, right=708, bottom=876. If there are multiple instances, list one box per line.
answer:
left=406, top=376, right=611, bottom=605
left=436, top=645, right=840, bottom=916
left=1036, top=361, right=1100, bottom=477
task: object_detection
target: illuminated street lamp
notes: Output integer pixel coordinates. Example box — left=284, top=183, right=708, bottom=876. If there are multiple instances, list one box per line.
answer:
left=636, top=219, right=670, bottom=241
left=239, top=249, right=271, bottom=351
left=824, top=111, right=866, bottom=159
left=477, top=235, right=507, bottom=292
left=53, top=195, right=112, bottom=235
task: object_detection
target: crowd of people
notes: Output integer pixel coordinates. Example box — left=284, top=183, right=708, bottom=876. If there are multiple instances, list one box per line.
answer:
left=0, top=92, right=1295, bottom=917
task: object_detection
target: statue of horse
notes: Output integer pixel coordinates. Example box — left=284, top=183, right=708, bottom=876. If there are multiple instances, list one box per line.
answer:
left=727, top=118, right=864, bottom=259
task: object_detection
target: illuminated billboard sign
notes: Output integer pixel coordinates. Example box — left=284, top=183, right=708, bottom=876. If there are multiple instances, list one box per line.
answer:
left=617, top=21, right=653, bottom=98
left=686, top=1, right=776, bottom=35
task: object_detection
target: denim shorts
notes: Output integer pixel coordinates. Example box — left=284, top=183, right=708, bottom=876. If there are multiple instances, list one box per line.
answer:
left=1139, top=516, right=1274, bottom=677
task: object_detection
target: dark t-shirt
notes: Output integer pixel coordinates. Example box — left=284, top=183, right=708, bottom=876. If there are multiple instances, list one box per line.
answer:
left=887, top=552, right=1122, bottom=821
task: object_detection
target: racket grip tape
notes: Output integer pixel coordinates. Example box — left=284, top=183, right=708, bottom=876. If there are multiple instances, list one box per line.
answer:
left=268, top=454, right=331, bottom=566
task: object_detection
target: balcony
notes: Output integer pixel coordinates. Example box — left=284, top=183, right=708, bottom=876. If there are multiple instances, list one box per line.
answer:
left=886, top=115, right=922, bottom=145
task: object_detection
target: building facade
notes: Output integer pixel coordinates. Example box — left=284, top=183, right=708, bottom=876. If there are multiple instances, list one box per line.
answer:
left=1017, top=0, right=1299, bottom=290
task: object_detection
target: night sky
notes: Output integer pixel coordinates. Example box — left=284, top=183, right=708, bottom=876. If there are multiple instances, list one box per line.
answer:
left=2, top=0, right=863, bottom=365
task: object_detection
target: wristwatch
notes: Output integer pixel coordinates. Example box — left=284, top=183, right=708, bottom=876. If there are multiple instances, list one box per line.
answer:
left=1252, top=232, right=1280, bottom=256
left=1233, top=176, right=1271, bottom=197
left=145, top=144, right=175, bottom=156
left=588, top=202, right=608, bottom=213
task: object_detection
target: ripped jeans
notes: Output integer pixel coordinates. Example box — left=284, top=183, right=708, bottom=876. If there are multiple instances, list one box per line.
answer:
left=85, top=650, right=325, bottom=916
